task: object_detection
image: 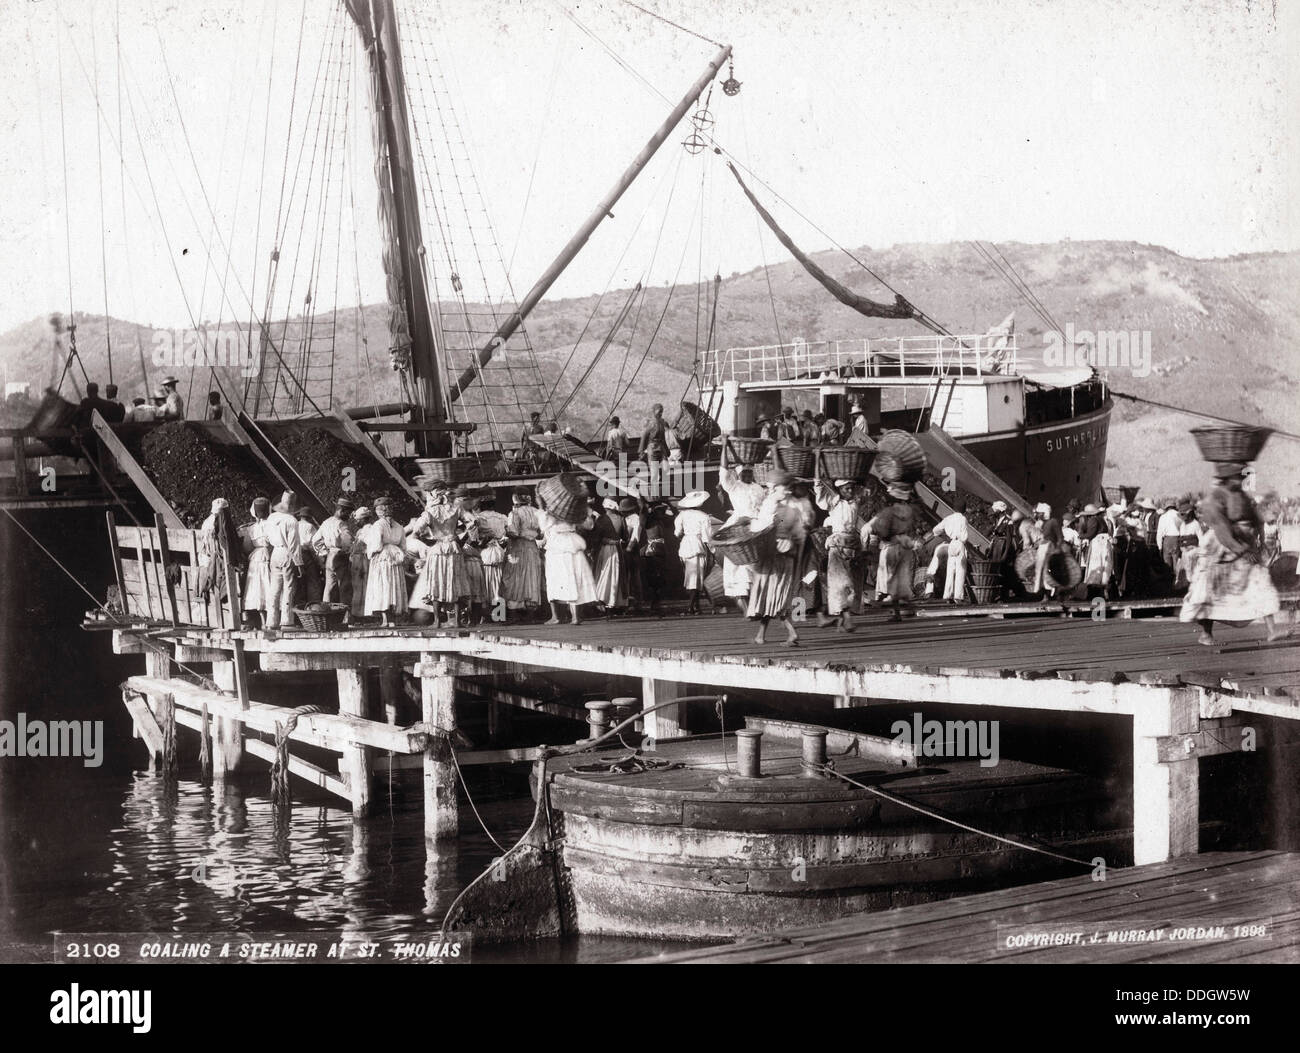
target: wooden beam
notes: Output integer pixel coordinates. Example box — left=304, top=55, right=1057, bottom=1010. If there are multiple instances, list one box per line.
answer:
left=380, top=659, right=404, bottom=724
left=421, top=653, right=458, bottom=841
left=336, top=668, right=373, bottom=817
left=1155, top=715, right=1263, bottom=763
left=112, top=629, right=151, bottom=654
left=259, top=651, right=374, bottom=672
left=122, top=692, right=164, bottom=763
left=144, top=646, right=170, bottom=680
left=332, top=409, right=425, bottom=506
left=154, top=513, right=181, bottom=626
left=1133, top=687, right=1200, bottom=866
left=90, top=411, right=185, bottom=528
left=210, top=662, right=243, bottom=775
left=174, top=644, right=233, bottom=663
left=127, top=675, right=429, bottom=754
left=105, top=511, right=127, bottom=616
left=642, top=677, right=684, bottom=742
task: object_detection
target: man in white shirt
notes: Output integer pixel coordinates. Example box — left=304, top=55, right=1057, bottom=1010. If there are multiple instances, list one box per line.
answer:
left=314, top=497, right=356, bottom=608
left=1156, top=499, right=1182, bottom=572
left=128, top=396, right=157, bottom=423
left=159, top=375, right=185, bottom=421
left=605, top=416, right=629, bottom=457
left=926, top=496, right=970, bottom=602
left=717, top=460, right=766, bottom=613
left=263, top=490, right=303, bottom=629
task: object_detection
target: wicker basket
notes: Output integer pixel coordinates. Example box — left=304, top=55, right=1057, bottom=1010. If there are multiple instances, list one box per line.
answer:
left=968, top=559, right=1003, bottom=605
left=675, top=401, right=721, bottom=444
left=724, top=434, right=773, bottom=465
left=536, top=472, right=590, bottom=524
left=414, top=456, right=478, bottom=486
left=710, top=521, right=775, bottom=567
left=817, top=446, right=875, bottom=481
left=293, top=603, right=349, bottom=632
left=772, top=442, right=816, bottom=477
left=874, top=430, right=927, bottom=482
left=1189, top=425, right=1272, bottom=464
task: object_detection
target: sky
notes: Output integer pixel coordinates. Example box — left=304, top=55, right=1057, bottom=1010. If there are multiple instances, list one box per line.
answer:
left=0, top=0, right=1295, bottom=335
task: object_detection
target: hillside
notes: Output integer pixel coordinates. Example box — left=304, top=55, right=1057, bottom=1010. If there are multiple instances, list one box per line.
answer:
left=3, top=240, right=1297, bottom=497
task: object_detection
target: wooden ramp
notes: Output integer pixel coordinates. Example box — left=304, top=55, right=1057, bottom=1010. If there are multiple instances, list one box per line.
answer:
left=632, top=851, right=1300, bottom=963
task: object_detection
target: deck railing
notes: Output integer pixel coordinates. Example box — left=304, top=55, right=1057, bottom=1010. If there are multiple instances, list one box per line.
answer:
left=698, top=334, right=1018, bottom=387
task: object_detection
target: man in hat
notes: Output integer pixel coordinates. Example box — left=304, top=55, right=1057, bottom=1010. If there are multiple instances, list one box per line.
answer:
left=1156, top=498, right=1182, bottom=574
left=620, top=495, right=645, bottom=609
left=924, top=495, right=971, bottom=604
left=263, top=491, right=304, bottom=628
left=845, top=405, right=871, bottom=448
left=315, top=496, right=357, bottom=610
left=605, top=415, right=629, bottom=457
left=240, top=496, right=273, bottom=628
left=776, top=406, right=801, bottom=443
left=159, top=376, right=184, bottom=421
left=755, top=414, right=777, bottom=442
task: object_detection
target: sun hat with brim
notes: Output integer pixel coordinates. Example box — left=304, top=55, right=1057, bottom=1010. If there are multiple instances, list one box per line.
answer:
left=1034, top=502, right=1052, bottom=517
left=602, top=498, right=619, bottom=512
left=618, top=497, right=639, bottom=513
left=1137, top=497, right=1156, bottom=511
left=834, top=479, right=854, bottom=489
left=1082, top=503, right=1101, bottom=515
left=161, top=375, right=179, bottom=386
left=678, top=491, right=709, bottom=509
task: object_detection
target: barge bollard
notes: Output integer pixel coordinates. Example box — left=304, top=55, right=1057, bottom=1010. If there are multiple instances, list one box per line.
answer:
left=611, top=697, right=638, bottom=730
left=801, top=729, right=828, bottom=777
left=585, top=700, right=612, bottom=741
left=735, top=728, right=763, bottom=778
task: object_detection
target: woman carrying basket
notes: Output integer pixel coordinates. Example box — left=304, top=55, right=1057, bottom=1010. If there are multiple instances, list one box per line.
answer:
left=1181, top=462, right=1286, bottom=645
left=747, top=470, right=807, bottom=646
left=813, top=471, right=867, bottom=632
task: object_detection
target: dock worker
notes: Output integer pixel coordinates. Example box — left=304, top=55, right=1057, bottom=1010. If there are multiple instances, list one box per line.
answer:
left=799, top=409, right=820, bottom=445
left=641, top=404, right=668, bottom=464
left=844, top=406, right=871, bottom=447
left=101, top=384, right=126, bottom=423
left=1156, top=498, right=1182, bottom=573
left=620, top=496, right=645, bottom=611
left=924, top=495, right=970, bottom=604
left=240, top=497, right=273, bottom=628
left=471, top=493, right=509, bottom=610
left=1181, top=463, right=1286, bottom=646
left=867, top=481, right=922, bottom=621
left=718, top=447, right=766, bottom=614
left=314, top=497, right=356, bottom=610
left=159, top=376, right=184, bottom=420
left=1077, top=503, right=1113, bottom=600
left=675, top=490, right=716, bottom=615
left=128, top=396, right=156, bottom=423
left=747, top=470, right=807, bottom=646
left=363, top=497, right=408, bottom=626
left=813, top=474, right=868, bottom=632
left=605, top=415, right=629, bottom=456
left=817, top=412, right=844, bottom=445
left=1174, top=498, right=1204, bottom=590
left=297, top=507, right=323, bottom=605
left=205, top=390, right=223, bottom=421
left=263, top=490, right=304, bottom=629
left=503, top=487, right=544, bottom=619
left=197, top=498, right=241, bottom=606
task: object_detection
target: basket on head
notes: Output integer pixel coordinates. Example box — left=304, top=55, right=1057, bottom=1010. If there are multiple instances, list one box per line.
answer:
left=293, top=603, right=349, bottom=632
left=872, top=430, right=926, bottom=482
left=772, top=442, right=815, bottom=478
left=817, top=446, right=875, bottom=481
left=536, top=472, right=590, bottom=524
left=710, top=520, right=775, bottom=567
left=1189, top=425, right=1272, bottom=465
left=724, top=434, right=773, bottom=465
left=675, top=401, right=721, bottom=444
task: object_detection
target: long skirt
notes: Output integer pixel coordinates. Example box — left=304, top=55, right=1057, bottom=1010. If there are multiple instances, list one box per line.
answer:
left=1083, top=534, right=1113, bottom=587
left=876, top=539, right=916, bottom=602
left=481, top=541, right=505, bottom=605
left=410, top=541, right=467, bottom=608
left=1181, top=534, right=1279, bottom=624
left=244, top=549, right=272, bottom=612
left=747, top=548, right=800, bottom=619
left=824, top=540, right=862, bottom=615
left=503, top=537, right=543, bottom=608
left=461, top=552, right=488, bottom=604
left=365, top=548, right=408, bottom=615
left=722, top=555, right=753, bottom=598
left=349, top=552, right=369, bottom=617
left=594, top=541, right=627, bottom=606
left=545, top=534, right=598, bottom=605
left=681, top=553, right=707, bottom=590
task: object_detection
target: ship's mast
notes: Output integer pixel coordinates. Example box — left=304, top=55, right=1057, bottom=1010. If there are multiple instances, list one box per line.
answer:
left=347, top=0, right=449, bottom=456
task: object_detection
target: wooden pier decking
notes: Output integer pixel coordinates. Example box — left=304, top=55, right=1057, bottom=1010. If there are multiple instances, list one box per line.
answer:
left=631, top=851, right=1300, bottom=963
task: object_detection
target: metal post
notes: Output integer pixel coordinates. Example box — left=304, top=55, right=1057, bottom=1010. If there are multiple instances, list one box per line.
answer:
left=735, top=728, right=762, bottom=778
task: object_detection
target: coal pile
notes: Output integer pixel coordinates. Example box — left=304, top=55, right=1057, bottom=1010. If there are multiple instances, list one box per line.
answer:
left=920, top=471, right=1001, bottom=536
left=273, top=426, right=420, bottom=520
left=140, top=423, right=281, bottom=527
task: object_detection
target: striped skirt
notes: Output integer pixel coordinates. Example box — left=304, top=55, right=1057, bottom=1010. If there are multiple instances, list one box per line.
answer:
left=747, top=549, right=800, bottom=619
left=461, top=550, right=488, bottom=604
left=1181, top=534, right=1279, bottom=624
left=365, top=547, right=408, bottom=615
left=503, top=537, right=543, bottom=608
left=876, top=539, right=916, bottom=602
left=411, top=541, right=467, bottom=607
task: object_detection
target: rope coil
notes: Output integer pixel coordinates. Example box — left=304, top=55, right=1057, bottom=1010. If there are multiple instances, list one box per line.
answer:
left=270, top=704, right=325, bottom=804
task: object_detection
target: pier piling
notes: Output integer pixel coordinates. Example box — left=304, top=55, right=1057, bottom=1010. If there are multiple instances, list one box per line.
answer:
left=336, top=668, right=374, bottom=817
left=421, top=653, right=459, bottom=841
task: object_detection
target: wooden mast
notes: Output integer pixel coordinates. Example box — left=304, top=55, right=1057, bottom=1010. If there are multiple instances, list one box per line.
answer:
left=345, top=41, right=733, bottom=421
left=349, top=0, right=449, bottom=456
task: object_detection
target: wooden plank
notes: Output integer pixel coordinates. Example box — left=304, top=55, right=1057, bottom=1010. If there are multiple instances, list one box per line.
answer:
left=105, top=510, right=127, bottom=617
left=154, top=513, right=181, bottom=626
left=1132, top=686, right=1200, bottom=865
left=128, top=674, right=429, bottom=754
left=642, top=677, right=684, bottom=741
left=332, top=408, right=423, bottom=505
left=336, top=668, right=373, bottom=817
left=122, top=693, right=164, bottom=760
left=132, top=526, right=156, bottom=621
left=90, top=411, right=185, bottom=528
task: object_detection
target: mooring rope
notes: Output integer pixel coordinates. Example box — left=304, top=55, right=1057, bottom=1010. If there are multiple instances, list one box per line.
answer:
left=270, top=705, right=324, bottom=804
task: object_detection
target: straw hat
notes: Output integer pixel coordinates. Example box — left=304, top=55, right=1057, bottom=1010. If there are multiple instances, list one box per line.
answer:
left=352, top=505, right=372, bottom=522
left=1082, top=503, right=1101, bottom=515
left=617, top=497, right=639, bottom=514
left=678, top=490, right=709, bottom=509
left=602, top=497, right=620, bottom=512
left=1137, top=497, right=1156, bottom=511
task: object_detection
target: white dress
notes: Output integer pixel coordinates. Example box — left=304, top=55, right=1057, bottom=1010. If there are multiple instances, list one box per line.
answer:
left=720, top=469, right=765, bottom=598
left=363, top=518, right=408, bottom=615
left=539, top=510, right=598, bottom=604
left=409, top=501, right=467, bottom=607
left=675, top=508, right=714, bottom=590
left=240, top=520, right=272, bottom=614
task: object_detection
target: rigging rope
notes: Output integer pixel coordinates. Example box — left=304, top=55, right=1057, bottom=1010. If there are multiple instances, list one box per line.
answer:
left=619, top=0, right=725, bottom=48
